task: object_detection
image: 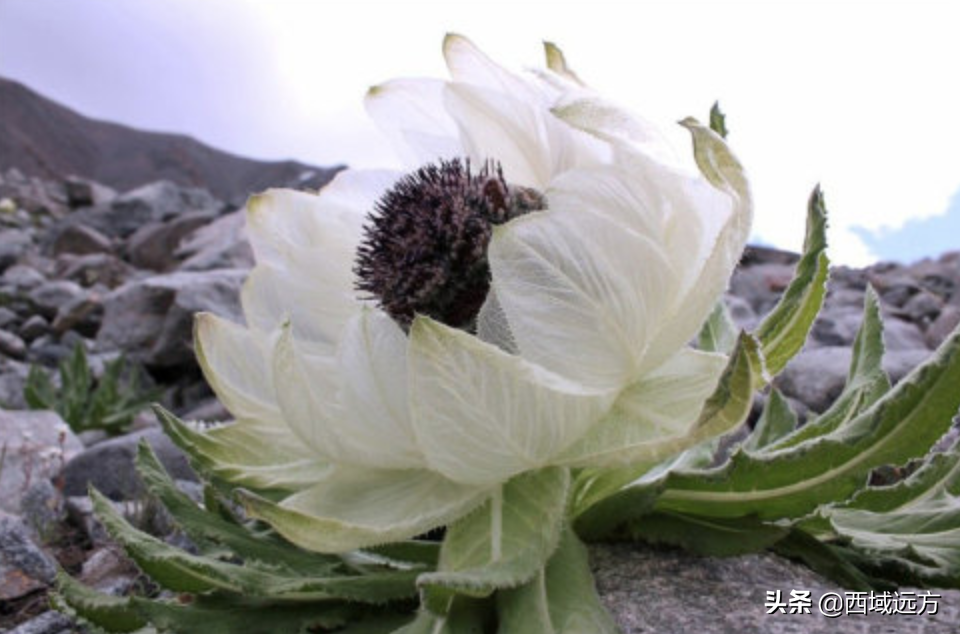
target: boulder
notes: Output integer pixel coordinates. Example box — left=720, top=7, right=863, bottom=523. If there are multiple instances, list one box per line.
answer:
left=0, top=511, right=58, bottom=601
left=125, top=211, right=216, bottom=271
left=0, top=228, right=32, bottom=272
left=50, top=223, right=113, bottom=257
left=95, top=269, right=245, bottom=367
left=0, top=410, right=83, bottom=514
left=176, top=209, right=254, bottom=271
left=592, top=543, right=960, bottom=633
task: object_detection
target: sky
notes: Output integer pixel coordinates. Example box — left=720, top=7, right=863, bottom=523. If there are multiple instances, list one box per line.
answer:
left=1, top=0, right=958, bottom=266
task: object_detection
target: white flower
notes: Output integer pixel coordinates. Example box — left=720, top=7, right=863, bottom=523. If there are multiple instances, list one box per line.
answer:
left=186, top=35, right=752, bottom=553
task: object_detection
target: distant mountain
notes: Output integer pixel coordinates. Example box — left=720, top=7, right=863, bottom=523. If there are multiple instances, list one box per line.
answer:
left=0, top=76, right=342, bottom=204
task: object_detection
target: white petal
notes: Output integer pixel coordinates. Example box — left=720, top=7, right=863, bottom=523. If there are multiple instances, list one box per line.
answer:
left=194, top=312, right=280, bottom=422
left=365, top=78, right=461, bottom=166
left=241, top=466, right=489, bottom=553
left=409, top=317, right=615, bottom=486
left=241, top=263, right=357, bottom=347
left=476, top=288, right=517, bottom=354
left=272, top=322, right=425, bottom=470
left=557, top=348, right=728, bottom=467
left=443, top=33, right=537, bottom=98
left=640, top=120, right=753, bottom=372
left=489, top=207, right=679, bottom=390
left=335, top=309, right=422, bottom=467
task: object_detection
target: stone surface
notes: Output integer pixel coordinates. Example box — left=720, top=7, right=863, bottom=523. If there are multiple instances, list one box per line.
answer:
left=591, top=543, right=960, bottom=634
left=54, top=252, right=136, bottom=289
left=0, top=511, right=58, bottom=601
left=0, top=329, right=27, bottom=359
left=2, top=264, right=46, bottom=292
left=0, top=410, right=83, bottom=514
left=62, top=428, right=197, bottom=500
left=0, top=228, right=32, bottom=272
left=95, top=269, right=245, bottom=367
left=176, top=208, right=253, bottom=271
left=26, top=280, right=86, bottom=319
left=50, top=223, right=113, bottom=257
left=125, top=211, right=216, bottom=271
left=6, top=610, right=76, bottom=634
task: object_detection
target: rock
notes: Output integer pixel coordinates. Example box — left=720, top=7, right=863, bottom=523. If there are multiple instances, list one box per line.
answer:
left=125, top=211, right=217, bottom=271
left=723, top=294, right=758, bottom=331
left=926, top=304, right=960, bottom=349
left=0, top=329, right=27, bottom=359
left=19, top=481, right=65, bottom=540
left=95, top=269, right=245, bottom=367
left=591, top=543, right=960, bottom=634
left=0, top=511, right=58, bottom=601
left=730, top=263, right=796, bottom=316
left=898, top=290, right=944, bottom=327
left=62, top=428, right=196, bottom=501
left=18, top=315, right=49, bottom=342
left=176, top=209, right=253, bottom=271
left=6, top=610, right=76, bottom=634
left=1, top=264, right=46, bottom=291
left=54, top=252, right=136, bottom=289
left=776, top=347, right=934, bottom=413
left=0, top=358, right=30, bottom=409
left=51, top=289, right=103, bottom=336
left=0, top=410, right=83, bottom=514
left=811, top=309, right=928, bottom=351
left=72, top=180, right=222, bottom=239
left=0, top=306, right=16, bottom=329
left=50, top=223, right=113, bottom=256
left=79, top=547, right=138, bottom=595
left=27, top=280, right=86, bottom=319
left=0, top=228, right=32, bottom=272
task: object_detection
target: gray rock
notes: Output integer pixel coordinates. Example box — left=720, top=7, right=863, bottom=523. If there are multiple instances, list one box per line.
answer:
left=126, top=211, right=216, bottom=271
left=898, top=290, right=944, bottom=328
left=79, top=546, right=138, bottom=595
left=51, top=223, right=113, bottom=257
left=730, top=263, right=797, bottom=316
left=812, top=310, right=927, bottom=351
left=19, top=480, right=65, bottom=540
left=0, top=358, right=30, bottom=409
left=74, top=180, right=222, bottom=238
left=6, top=610, right=76, bottom=634
left=0, top=410, right=83, bottom=514
left=62, top=428, right=196, bottom=501
left=54, top=252, right=136, bottom=289
left=18, top=315, right=49, bottom=342
left=926, top=305, right=960, bottom=349
left=0, top=511, right=58, bottom=601
left=0, top=329, right=27, bottom=359
left=0, top=305, right=16, bottom=329
left=0, top=228, right=33, bottom=272
left=51, top=289, right=103, bottom=336
left=95, top=269, right=245, bottom=366
left=27, top=280, right=86, bottom=319
left=777, top=347, right=934, bottom=413
left=1, top=264, right=46, bottom=291
left=591, top=543, right=960, bottom=634
left=176, top=209, right=253, bottom=271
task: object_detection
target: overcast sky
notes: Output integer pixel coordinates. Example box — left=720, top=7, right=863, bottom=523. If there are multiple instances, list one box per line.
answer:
left=2, top=0, right=958, bottom=265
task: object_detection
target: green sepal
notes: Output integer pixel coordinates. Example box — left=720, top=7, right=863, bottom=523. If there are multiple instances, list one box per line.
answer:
left=709, top=101, right=728, bottom=138
left=418, top=467, right=569, bottom=615
left=753, top=186, right=830, bottom=385
left=497, top=528, right=620, bottom=633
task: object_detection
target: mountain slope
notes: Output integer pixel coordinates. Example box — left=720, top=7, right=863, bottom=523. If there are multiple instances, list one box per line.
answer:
left=0, top=77, right=342, bottom=203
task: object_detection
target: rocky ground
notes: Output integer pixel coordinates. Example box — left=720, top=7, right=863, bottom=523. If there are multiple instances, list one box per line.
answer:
left=1, top=169, right=959, bottom=633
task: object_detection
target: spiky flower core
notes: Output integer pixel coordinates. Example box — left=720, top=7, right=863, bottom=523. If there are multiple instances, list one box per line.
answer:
left=355, top=159, right=546, bottom=329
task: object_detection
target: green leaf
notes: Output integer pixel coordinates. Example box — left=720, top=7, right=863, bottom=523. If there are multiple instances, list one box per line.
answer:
left=134, top=441, right=343, bottom=577
left=23, top=364, right=56, bottom=410
left=753, top=186, right=830, bottom=385
left=654, top=323, right=960, bottom=520
left=89, top=488, right=419, bottom=602
left=697, top=301, right=737, bottom=354
left=770, top=284, right=889, bottom=450
left=53, top=572, right=147, bottom=633
left=771, top=528, right=883, bottom=591
left=709, top=101, right=728, bottom=139
left=392, top=600, right=493, bottom=634
left=626, top=511, right=789, bottom=557
left=801, top=440, right=960, bottom=587
left=497, top=528, right=620, bottom=633
left=418, top=467, right=569, bottom=615
left=742, top=388, right=797, bottom=453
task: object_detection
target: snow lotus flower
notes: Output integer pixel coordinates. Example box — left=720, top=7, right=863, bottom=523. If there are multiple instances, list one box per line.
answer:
left=184, top=35, right=753, bottom=554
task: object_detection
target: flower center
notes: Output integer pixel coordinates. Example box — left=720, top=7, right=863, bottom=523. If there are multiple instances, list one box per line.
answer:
left=355, top=158, right=546, bottom=330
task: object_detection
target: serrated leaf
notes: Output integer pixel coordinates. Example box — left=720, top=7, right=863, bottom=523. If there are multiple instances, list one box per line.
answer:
left=771, top=528, right=884, bottom=591
left=54, top=572, right=146, bottom=633
left=392, top=600, right=493, bottom=634
left=697, top=301, right=737, bottom=354
left=134, top=442, right=342, bottom=576
left=771, top=285, right=890, bottom=450
left=742, top=388, right=797, bottom=452
left=753, top=186, right=830, bottom=385
left=418, top=467, right=569, bottom=615
left=89, top=488, right=419, bottom=602
left=626, top=511, right=789, bottom=557
left=497, top=528, right=620, bottom=633
left=803, top=440, right=960, bottom=587
left=654, top=324, right=960, bottom=520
